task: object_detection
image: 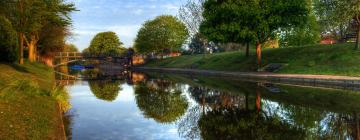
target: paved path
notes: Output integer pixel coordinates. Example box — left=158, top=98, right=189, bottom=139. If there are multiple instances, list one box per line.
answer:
left=135, top=67, right=360, bottom=87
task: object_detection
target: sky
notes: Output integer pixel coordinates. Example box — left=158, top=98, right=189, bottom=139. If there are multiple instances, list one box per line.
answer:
left=68, top=0, right=185, bottom=51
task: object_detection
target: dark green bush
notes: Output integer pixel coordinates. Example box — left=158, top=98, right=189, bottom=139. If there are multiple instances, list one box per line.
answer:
left=0, top=16, right=18, bottom=62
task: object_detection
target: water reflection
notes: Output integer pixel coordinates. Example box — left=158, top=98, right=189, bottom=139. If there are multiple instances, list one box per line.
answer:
left=89, top=80, right=123, bottom=102
left=56, top=66, right=360, bottom=140
left=134, top=80, right=188, bottom=123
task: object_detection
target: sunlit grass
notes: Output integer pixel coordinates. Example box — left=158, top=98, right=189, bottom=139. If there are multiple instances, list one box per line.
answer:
left=0, top=61, right=65, bottom=139
left=145, top=43, right=360, bottom=76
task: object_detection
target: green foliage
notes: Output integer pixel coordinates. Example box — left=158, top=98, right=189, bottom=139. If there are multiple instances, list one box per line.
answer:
left=134, top=81, right=188, bottom=123
left=314, top=0, right=360, bottom=30
left=314, top=0, right=360, bottom=48
left=0, top=0, right=76, bottom=63
left=200, top=0, right=309, bottom=44
left=88, top=31, right=125, bottom=56
left=279, top=14, right=321, bottom=47
left=134, top=15, right=188, bottom=54
left=37, top=23, right=70, bottom=56
left=199, top=109, right=306, bottom=140
left=187, top=33, right=206, bottom=54
left=51, top=86, right=71, bottom=112
left=63, top=44, right=79, bottom=52
left=89, top=80, right=121, bottom=102
left=0, top=16, right=18, bottom=62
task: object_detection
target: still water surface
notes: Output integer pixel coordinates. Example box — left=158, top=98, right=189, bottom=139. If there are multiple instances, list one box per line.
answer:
left=56, top=66, right=360, bottom=140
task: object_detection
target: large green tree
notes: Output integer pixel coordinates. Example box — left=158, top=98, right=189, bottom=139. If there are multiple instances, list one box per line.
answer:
left=200, top=0, right=308, bottom=68
left=314, top=0, right=360, bottom=49
left=88, top=31, right=125, bottom=56
left=134, top=15, right=188, bottom=56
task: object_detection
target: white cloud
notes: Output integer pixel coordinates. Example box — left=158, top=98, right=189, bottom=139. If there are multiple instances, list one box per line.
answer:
left=133, top=9, right=144, bottom=15
left=161, top=4, right=179, bottom=10
left=106, top=25, right=141, bottom=38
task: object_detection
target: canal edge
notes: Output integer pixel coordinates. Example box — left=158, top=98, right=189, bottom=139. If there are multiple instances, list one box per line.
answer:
left=134, top=67, right=360, bottom=91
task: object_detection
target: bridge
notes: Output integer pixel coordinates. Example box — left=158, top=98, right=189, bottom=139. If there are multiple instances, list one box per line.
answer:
left=53, top=52, right=132, bottom=67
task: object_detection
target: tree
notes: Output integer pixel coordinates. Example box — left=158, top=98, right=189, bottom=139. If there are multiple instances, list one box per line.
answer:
left=63, top=44, right=78, bottom=52
left=134, top=81, right=188, bottom=123
left=200, top=0, right=308, bottom=68
left=0, top=16, right=18, bottom=62
left=37, top=23, right=71, bottom=58
left=178, top=0, right=205, bottom=37
left=6, top=0, right=75, bottom=64
left=134, top=15, right=188, bottom=56
left=88, top=31, right=125, bottom=56
left=89, top=80, right=122, bottom=102
left=314, top=0, right=360, bottom=50
left=187, top=33, right=206, bottom=54
left=279, top=3, right=321, bottom=47
left=198, top=108, right=306, bottom=140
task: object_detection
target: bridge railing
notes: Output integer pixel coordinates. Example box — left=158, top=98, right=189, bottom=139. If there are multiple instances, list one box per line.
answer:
left=55, top=52, right=83, bottom=58
left=55, top=52, right=129, bottom=58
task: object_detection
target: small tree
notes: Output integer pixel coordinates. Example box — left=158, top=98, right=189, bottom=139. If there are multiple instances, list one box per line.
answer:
left=134, top=15, right=188, bottom=57
left=88, top=31, right=125, bottom=56
left=200, top=0, right=308, bottom=68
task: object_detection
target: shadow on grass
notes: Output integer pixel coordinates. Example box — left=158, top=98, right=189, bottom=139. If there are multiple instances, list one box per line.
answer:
left=9, top=64, right=29, bottom=73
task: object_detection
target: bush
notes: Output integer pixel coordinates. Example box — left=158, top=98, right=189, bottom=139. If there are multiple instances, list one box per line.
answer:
left=0, top=16, right=18, bottom=62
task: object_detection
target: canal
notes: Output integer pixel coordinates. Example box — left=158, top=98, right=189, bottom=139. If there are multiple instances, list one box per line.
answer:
left=56, top=64, right=360, bottom=140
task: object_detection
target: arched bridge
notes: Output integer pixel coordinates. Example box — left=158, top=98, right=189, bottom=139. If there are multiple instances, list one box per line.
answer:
left=54, top=52, right=133, bottom=67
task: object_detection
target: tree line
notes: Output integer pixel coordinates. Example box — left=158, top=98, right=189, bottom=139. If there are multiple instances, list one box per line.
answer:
left=0, top=0, right=76, bottom=64
left=133, top=0, right=360, bottom=67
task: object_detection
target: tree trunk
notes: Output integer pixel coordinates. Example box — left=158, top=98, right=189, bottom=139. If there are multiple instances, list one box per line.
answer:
left=256, top=87, right=261, bottom=112
left=356, top=25, right=360, bottom=50
left=256, top=42, right=262, bottom=69
left=28, top=35, right=37, bottom=62
left=18, top=32, right=24, bottom=64
left=245, top=42, right=250, bottom=57
left=245, top=92, right=249, bottom=111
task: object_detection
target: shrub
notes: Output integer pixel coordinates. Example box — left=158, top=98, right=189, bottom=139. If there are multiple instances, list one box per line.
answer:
left=0, top=16, right=18, bottom=62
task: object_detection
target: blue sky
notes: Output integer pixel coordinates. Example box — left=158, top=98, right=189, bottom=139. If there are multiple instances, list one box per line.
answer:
left=68, top=0, right=185, bottom=51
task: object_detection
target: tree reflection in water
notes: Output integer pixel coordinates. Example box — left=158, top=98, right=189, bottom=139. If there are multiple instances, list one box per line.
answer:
left=168, top=76, right=360, bottom=140
left=134, top=79, right=188, bottom=123
left=89, top=80, right=123, bottom=102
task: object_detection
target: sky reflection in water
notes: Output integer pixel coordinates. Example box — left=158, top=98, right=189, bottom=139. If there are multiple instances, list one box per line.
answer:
left=61, top=72, right=360, bottom=140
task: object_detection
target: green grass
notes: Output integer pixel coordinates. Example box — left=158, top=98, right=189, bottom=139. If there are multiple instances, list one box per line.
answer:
left=145, top=43, right=360, bottom=76
left=0, top=62, right=65, bottom=139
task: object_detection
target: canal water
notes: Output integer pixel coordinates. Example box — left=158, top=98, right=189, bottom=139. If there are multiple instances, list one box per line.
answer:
left=56, top=65, right=360, bottom=140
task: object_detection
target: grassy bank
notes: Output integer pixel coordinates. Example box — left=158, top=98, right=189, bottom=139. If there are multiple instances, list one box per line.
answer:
left=145, top=43, right=360, bottom=76
left=0, top=62, right=66, bottom=139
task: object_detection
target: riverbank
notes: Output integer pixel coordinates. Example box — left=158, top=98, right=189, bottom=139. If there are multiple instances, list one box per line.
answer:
left=0, top=62, right=66, bottom=139
left=135, top=67, right=360, bottom=90
left=145, top=43, right=360, bottom=76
